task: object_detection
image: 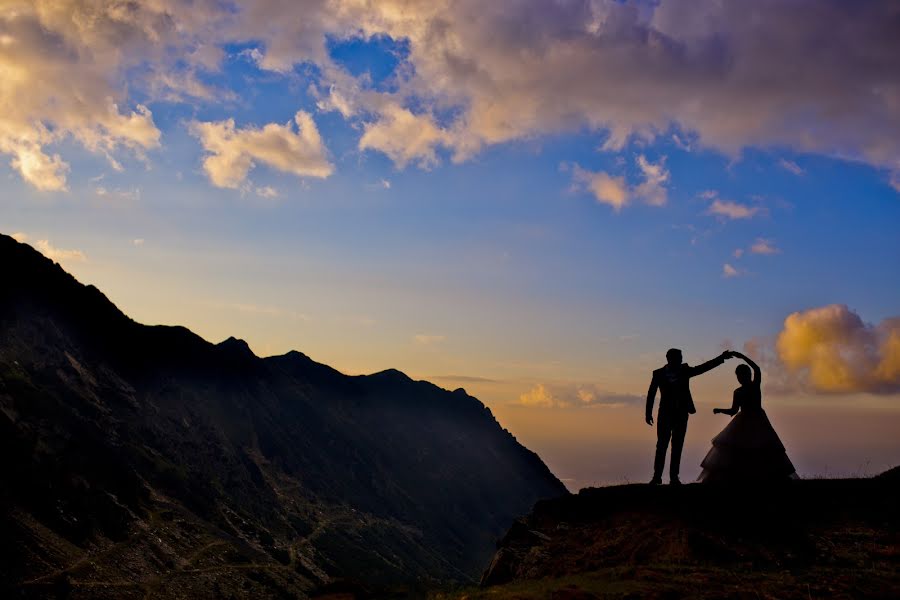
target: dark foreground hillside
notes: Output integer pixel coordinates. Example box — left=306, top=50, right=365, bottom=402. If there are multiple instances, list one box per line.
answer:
left=459, top=468, right=900, bottom=599
left=0, top=233, right=567, bottom=598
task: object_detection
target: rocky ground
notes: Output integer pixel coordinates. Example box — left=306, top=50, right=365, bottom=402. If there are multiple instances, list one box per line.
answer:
left=445, top=468, right=899, bottom=599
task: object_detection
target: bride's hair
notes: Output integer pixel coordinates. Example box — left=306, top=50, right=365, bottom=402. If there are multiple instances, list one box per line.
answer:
left=735, top=363, right=751, bottom=383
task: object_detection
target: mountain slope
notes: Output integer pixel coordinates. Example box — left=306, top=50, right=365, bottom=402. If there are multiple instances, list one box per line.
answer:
left=0, top=233, right=567, bottom=598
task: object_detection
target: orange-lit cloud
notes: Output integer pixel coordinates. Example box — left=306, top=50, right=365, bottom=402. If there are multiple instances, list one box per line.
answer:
left=633, top=155, right=670, bottom=207
left=191, top=112, right=333, bottom=188
left=776, top=304, right=900, bottom=394
left=11, top=233, right=86, bottom=264
left=358, top=104, right=454, bottom=169
left=571, top=167, right=628, bottom=211
left=706, top=199, right=761, bottom=220
left=570, top=155, right=669, bottom=211
left=517, top=383, right=639, bottom=409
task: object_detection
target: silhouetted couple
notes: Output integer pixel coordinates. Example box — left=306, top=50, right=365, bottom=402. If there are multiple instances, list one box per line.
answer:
left=646, top=348, right=796, bottom=485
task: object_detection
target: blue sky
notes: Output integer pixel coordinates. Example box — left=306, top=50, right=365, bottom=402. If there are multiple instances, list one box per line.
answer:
left=2, top=0, right=899, bottom=487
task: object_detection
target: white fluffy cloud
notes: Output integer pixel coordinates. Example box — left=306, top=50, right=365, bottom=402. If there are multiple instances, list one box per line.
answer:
left=191, top=112, right=333, bottom=188
left=0, top=0, right=223, bottom=190
left=517, top=383, right=639, bottom=409
left=5, top=1, right=900, bottom=189
left=776, top=305, right=900, bottom=394
left=358, top=104, right=457, bottom=169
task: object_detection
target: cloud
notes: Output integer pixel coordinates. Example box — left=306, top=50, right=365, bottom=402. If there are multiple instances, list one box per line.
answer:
left=517, top=383, right=639, bottom=409
left=6, top=1, right=900, bottom=188
left=722, top=263, right=741, bottom=278
left=255, top=185, right=280, bottom=198
left=95, top=185, right=141, bottom=203
left=316, top=86, right=356, bottom=118
left=132, top=238, right=145, bottom=246
left=291, top=0, right=900, bottom=173
left=7, top=233, right=84, bottom=264
left=889, top=172, right=900, bottom=193
left=34, top=239, right=87, bottom=264
left=671, top=133, right=693, bottom=151
left=750, top=238, right=780, bottom=255
left=572, top=166, right=628, bottom=211
left=571, top=155, right=669, bottom=211
left=779, top=159, right=804, bottom=176
left=191, top=111, right=333, bottom=188
left=633, top=155, right=670, bottom=206
left=776, top=304, right=900, bottom=394
left=413, top=334, right=446, bottom=345
left=364, top=178, right=393, bottom=191
left=706, top=199, right=761, bottom=220
left=358, top=104, right=455, bottom=169
left=0, top=1, right=202, bottom=190
left=8, top=147, right=70, bottom=191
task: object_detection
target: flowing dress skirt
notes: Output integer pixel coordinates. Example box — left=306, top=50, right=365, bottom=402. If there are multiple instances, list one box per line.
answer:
left=698, top=409, right=797, bottom=483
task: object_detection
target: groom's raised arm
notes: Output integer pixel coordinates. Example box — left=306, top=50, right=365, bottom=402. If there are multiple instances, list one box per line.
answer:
left=645, top=374, right=659, bottom=425
left=687, top=352, right=728, bottom=377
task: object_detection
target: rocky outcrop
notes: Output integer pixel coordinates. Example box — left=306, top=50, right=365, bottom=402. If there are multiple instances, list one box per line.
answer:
left=480, top=475, right=900, bottom=597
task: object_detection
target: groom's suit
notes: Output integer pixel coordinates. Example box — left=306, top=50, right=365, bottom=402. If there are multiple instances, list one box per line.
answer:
left=647, top=355, right=726, bottom=480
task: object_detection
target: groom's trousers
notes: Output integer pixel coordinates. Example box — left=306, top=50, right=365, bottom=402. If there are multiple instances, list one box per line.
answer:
left=654, top=411, right=689, bottom=480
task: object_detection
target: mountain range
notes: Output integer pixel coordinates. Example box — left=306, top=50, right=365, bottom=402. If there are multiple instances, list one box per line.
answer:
left=0, top=233, right=567, bottom=598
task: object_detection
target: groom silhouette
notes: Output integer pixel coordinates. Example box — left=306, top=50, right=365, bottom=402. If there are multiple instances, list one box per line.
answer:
left=646, top=348, right=731, bottom=485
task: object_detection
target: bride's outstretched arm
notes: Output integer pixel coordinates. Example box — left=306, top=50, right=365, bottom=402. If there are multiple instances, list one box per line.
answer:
left=713, top=390, right=740, bottom=416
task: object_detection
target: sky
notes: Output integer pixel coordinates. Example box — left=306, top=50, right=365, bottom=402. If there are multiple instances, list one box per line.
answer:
left=2, top=0, right=899, bottom=489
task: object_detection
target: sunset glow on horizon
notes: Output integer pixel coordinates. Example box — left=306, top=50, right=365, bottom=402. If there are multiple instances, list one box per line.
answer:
left=3, top=0, right=899, bottom=489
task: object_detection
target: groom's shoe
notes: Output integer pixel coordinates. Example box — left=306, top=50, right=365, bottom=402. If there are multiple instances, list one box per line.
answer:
left=669, top=477, right=682, bottom=486
left=649, top=476, right=663, bottom=485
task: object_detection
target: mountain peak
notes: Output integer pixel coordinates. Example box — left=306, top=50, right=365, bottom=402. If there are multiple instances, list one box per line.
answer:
left=217, top=336, right=255, bottom=357
left=369, top=368, right=411, bottom=382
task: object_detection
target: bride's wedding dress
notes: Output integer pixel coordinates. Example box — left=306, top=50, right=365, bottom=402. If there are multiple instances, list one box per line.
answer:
left=699, top=378, right=797, bottom=483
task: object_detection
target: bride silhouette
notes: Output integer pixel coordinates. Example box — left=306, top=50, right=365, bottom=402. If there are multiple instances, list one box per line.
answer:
left=698, top=351, right=798, bottom=483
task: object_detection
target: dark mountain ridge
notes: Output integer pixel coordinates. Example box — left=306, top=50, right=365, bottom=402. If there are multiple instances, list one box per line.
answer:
left=0, top=233, right=567, bottom=598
